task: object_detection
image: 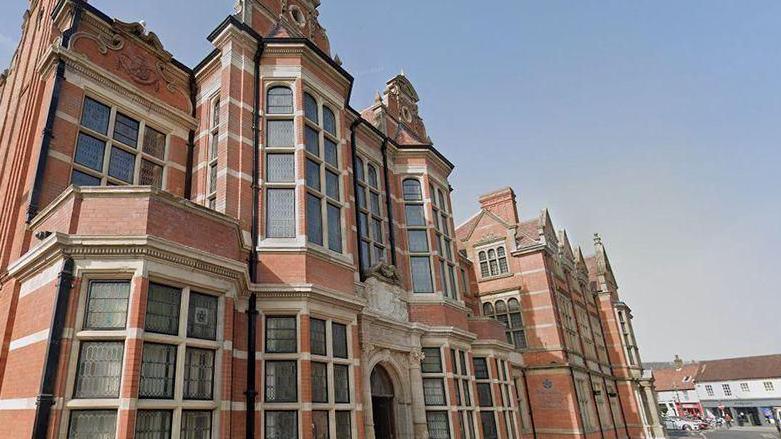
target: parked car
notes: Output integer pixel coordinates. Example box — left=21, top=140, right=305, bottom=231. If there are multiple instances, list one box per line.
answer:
left=664, top=416, right=701, bottom=431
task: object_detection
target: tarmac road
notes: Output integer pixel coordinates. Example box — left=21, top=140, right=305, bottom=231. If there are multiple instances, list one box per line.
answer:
left=668, top=427, right=781, bottom=439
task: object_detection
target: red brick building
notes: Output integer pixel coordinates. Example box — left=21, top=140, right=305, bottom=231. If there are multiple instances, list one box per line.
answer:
left=0, top=1, right=663, bottom=438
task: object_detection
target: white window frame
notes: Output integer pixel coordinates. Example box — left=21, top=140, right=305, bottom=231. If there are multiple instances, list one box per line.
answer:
left=263, top=83, right=297, bottom=239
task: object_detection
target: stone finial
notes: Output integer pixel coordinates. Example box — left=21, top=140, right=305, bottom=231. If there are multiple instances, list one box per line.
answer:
left=674, top=354, right=684, bottom=370
left=333, top=53, right=342, bottom=66
left=593, top=233, right=602, bottom=245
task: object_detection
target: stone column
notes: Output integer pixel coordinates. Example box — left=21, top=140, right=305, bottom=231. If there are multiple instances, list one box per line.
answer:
left=409, top=349, right=429, bottom=438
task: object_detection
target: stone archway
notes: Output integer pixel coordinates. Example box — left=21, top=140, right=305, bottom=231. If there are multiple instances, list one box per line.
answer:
left=363, top=349, right=415, bottom=439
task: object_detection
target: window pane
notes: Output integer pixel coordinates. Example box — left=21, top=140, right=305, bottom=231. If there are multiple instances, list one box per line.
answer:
left=305, top=125, right=320, bottom=156
left=421, top=347, right=442, bottom=373
left=267, top=120, right=294, bottom=147
left=411, top=256, right=433, bottom=293
left=359, top=241, right=370, bottom=273
left=187, top=292, right=218, bottom=340
left=72, top=170, right=101, bottom=186
left=135, top=410, right=172, bottom=439
left=266, top=189, right=295, bottom=238
left=426, top=411, right=450, bottom=439
left=405, top=204, right=425, bottom=226
left=265, top=360, right=297, bottom=402
left=408, top=230, right=429, bottom=253
left=477, top=383, right=493, bottom=407
left=403, top=179, right=422, bottom=201
left=328, top=203, right=342, bottom=253
left=306, top=159, right=321, bottom=190
left=324, top=138, right=338, bottom=167
left=75, top=132, right=106, bottom=171
left=266, top=153, right=294, bottom=183
left=336, top=411, right=352, bottom=439
left=373, top=245, right=385, bottom=264
left=332, top=322, right=348, bottom=358
left=310, top=318, right=326, bottom=356
left=210, top=133, right=218, bottom=160
left=354, top=157, right=364, bottom=181
left=84, top=280, right=130, bottom=329
left=208, top=164, right=217, bottom=193
left=140, top=343, right=176, bottom=399
left=304, top=93, right=319, bottom=123
left=370, top=192, right=381, bottom=216
left=183, top=348, right=214, bottom=400
left=356, top=187, right=367, bottom=209
left=481, top=412, right=498, bottom=439
left=323, top=107, right=336, bottom=135
left=473, top=358, right=489, bottom=379
left=267, top=87, right=293, bottom=114
left=108, top=146, right=135, bottom=183
left=139, top=159, right=164, bottom=188
left=334, top=364, right=350, bottom=403
left=371, top=218, right=383, bottom=243
left=266, top=317, right=297, bottom=353
left=448, top=266, right=458, bottom=298
left=307, top=193, right=323, bottom=245
left=311, top=362, right=328, bottom=403
left=313, top=410, right=329, bottom=439
left=74, top=342, right=123, bottom=398
left=113, top=112, right=140, bottom=147
left=143, top=127, right=166, bottom=160
left=81, top=98, right=110, bottom=134
left=265, top=411, right=297, bottom=439
left=326, top=170, right=340, bottom=200
left=181, top=411, right=212, bottom=439
left=69, top=410, right=117, bottom=439
left=367, top=166, right=378, bottom=189
left=423, top=378, right=446, bottom=405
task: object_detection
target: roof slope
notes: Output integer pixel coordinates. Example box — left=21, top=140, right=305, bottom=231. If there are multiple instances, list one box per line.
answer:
left=698, top=354, right=781, bottom=382
left=653, top=364, right=699, bottom=391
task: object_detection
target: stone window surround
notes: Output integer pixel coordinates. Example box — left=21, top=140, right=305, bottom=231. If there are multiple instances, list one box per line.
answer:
left=420, top=345, right=453, bottom=439
left=450, top=346, right=478, bottom=439
left=206, top=93, right=221, bottom=209
left=263, top=81, right=298, bottom=241
left=60, top=270, right=226, bottom=439
left=402, top=176, right=434, bottom=294
left=475, top=241, right=509, bottom=280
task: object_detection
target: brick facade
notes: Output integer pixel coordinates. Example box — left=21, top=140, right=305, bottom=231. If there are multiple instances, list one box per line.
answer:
left=0, top=1, right=663, bottom=438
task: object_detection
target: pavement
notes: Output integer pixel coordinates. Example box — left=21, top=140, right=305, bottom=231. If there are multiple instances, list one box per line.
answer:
left=668, top=426, right=781, bottom=439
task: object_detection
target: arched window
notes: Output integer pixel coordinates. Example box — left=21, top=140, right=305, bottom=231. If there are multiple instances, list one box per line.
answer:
left=356, top=159, right=387, bottom=271
left=403, top=178, right=422, bottom=201
left=304, top=92, right=318, bottom=123
left=489, top=297, right=526, bottom=350
left=495, top=300, right=507, bottom=314
left=367, top=165, right=378, bottom=189
left=323, top=106, right=336, bottom=136
left=507, top=298, right=520, bottom=312
left=483, top=302, right=494, bottom=317
left=267, top=86, right=293, bottom=114
left=207, top=98, right=220, bottom=209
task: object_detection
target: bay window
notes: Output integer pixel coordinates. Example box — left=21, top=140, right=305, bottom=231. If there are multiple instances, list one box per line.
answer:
left=404, top=178, right=433, bottom=293
left=431, top=184, right=458, bottom=299
left=355, top=156, right=388, bottom=272
left=72, top=96, right=167, bottom=189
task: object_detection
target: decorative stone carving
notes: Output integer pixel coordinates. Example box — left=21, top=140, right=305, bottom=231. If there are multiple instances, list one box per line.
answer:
left=114, top=20, right=170, bottom=59
left=362, top=264, right=408, bottom=322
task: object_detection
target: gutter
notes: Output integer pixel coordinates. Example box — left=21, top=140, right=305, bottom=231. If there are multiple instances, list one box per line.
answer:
left=349, top=119, right=365, bottom=279
left=31, top=258, right=74, bottom=439
left=26, top=2, right=83, bottom=223
left=184, top=70, right=197, bottom=199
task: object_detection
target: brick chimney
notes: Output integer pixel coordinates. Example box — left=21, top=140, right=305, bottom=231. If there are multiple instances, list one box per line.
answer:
left=478, top=187, right=519, bottom=224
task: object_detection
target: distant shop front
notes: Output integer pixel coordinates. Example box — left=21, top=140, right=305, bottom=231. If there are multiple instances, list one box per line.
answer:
left=703, top=399, right=781, bottom=426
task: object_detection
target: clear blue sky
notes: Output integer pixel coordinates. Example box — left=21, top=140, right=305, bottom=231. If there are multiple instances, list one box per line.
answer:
left=1, top=1, right=779, bottom=362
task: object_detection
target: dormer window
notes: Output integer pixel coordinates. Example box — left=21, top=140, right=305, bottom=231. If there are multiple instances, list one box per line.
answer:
left=477, top=244, right=509, bottom=278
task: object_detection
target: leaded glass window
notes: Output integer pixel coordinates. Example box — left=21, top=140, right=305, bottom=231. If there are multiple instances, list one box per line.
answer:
left=84, top=280, right=130, bottom=329
left=403, top=179, right=422, bottom=201
left=334, top=364, right=350, bottom=403
left=410, top=256, right=433, bottom=293
left=304, top=93, right=319, bottom=123
left=135, top=410, right=172, bottom=439
left=421, top=347, right=442, bottom=373
left=310, top=318, right=327, bottom=356
left=72, top=97, right=167, bottom=188
left=145, top=283, right=181, bottom=335
left=74, top=341, right=123, bottom=398
left=323, top=106, right=336, bottom=135
left=265, top=360, right=297, bottom=402
left=267, top=120, right=294, bottom=147
left=313, top=411, right=329, bottom=439
left=307, top=193, right=324, bottom=245
left=473, top=358, right=489, bottom=379
left=265, top=411, right=297, bottom=439
left=181, top=411, right=211, bottom=439
left=477, top=383, right=493, bottom=407
left=332, top=323, right=348, bottom=359
left=311, top=362, right=328, bottom=403
left=481, top=412, right=498, bottom=439
left=405, top=204, right=425, bottom=226
left=478, top=245, right=509, bottom=278
left=266, top=188, right=296, bottom=238
left=408, top=230, right=429, bottom=253
left=187, top=292, right=217, bottom=340
left=336, top=411, right=352, bottom=439
left=423, top=378, right=446, bottom=406
left=426, top=412, right=450, bottom=439
left=267, top=87, right=294, bottom=114
left=266, top=153, right=295, bottom=183
left=140, top=343, right=176, bottom=399
left=68, top=410, right=117, bottom=439
left=183, top=348, right=214, bottom=400
left=266, top=317, right=297, bottom=353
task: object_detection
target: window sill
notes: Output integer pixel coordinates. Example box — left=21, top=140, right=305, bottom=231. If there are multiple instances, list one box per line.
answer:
left=478, top=272, right=513, bottom=283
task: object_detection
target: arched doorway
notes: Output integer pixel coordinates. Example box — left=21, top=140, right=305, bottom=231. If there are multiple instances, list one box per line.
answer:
left=371, top=366, right=396, bottom=439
